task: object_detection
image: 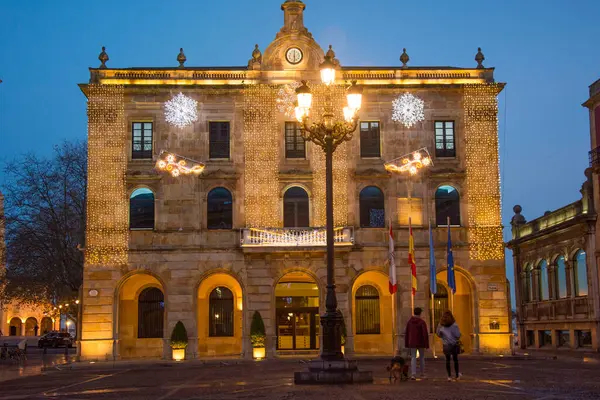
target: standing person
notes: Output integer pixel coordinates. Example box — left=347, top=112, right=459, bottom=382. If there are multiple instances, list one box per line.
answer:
left=404, top=307, right=429, bottom=380
left=437, top=310, right=462, bottom=381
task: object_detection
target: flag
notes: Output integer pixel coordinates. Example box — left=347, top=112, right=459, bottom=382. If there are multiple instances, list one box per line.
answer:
left=429, top=220, right=437, bottom=295
left=447, top=218, right=456, bottom=294
left=388, top=222, right=397, bottom=294
left=409, top=218, right=417, bottom=296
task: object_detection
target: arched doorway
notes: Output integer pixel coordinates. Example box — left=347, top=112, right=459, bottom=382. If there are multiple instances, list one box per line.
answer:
left=197, top=273, right=243, bottom=357
left=9, top=317, right=22, bottom=336
left=117, top=273, right=165, bottom=359
left=41, top=317, right=53, bottom=335
left=25, top=317, right=38, bottom=336
left=275, top=271, right=320, bottom=351
left=351, top=270, right=394, bottom=354
left=433, top=269, right=474, bottom=353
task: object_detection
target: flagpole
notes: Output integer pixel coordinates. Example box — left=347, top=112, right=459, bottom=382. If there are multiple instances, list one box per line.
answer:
left=431, top=292, right=436, bottom=358
left=390, top=219, right=398, bottom=355
left=409, top=216, right=414, bottom=316
left=447, top=216, right=454, bottom=313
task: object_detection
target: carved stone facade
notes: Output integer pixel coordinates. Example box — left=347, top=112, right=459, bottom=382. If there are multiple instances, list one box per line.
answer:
left=79, top=1, right=510, bottom=360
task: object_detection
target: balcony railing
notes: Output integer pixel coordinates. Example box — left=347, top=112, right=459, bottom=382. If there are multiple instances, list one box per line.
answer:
left=589, top=146, right=600, bottom=168
left=240, top=227, right=354, bottom=247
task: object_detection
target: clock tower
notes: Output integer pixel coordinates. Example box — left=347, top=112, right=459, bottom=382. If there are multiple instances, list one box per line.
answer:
left=260, top=0, right=326, bottom=71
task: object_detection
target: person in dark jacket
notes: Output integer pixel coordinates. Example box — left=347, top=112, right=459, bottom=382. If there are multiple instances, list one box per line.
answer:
left=404, top=307, right=429, bottom=379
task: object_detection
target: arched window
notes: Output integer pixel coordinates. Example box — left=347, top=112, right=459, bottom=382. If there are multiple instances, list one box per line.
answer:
left=574, top=250, right=588, bottom=296
left=555, top=256, right=567, bottom=299
left=284, top=187, right=309, bottom=228
left=207, top=188, right=233, bottom=229
left=355, top=285, right=380, bottom=334
left=130, top=188, right=155, bottom=229
left=523, top=264, right=533, bottom=303
left=9, top=317, right=22, bottom=336
left=25, top=317, right=38, bottom=336
left=359, top=186, right=385, bottom=228
left=435, top=185, right=460, bottom=226
left=209, top=287, right=234, bottom=337
left=538, top=260, right=549, bottom=301
left=432, top=284, right=449, bottom=327
left=138, top=287, right=164, bottom=338
left=41, top=317, right=53, bottom=335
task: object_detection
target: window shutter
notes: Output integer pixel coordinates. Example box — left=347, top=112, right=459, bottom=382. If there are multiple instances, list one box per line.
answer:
left=397, top=197, right=423, bottom=226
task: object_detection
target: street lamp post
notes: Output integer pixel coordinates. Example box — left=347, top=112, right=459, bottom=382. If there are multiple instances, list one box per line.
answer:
left=294, top=55, right=362, bottom=361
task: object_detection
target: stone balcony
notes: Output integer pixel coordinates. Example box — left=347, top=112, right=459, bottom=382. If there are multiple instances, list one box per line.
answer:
left=522, top=297, right=591, bottom=321
left=240, top=227, right=354, bottom=248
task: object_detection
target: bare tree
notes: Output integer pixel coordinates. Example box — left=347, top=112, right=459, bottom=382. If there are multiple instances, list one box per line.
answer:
left=1, top=140, right=86, bottom=311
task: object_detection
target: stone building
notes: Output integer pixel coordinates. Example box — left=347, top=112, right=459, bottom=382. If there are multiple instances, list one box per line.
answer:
left=78, top=1, right=511, bottom=360
left=507, top=76, right=600, bottom=352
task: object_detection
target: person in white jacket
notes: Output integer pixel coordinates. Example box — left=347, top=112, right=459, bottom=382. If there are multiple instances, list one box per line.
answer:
left=436, top=310, right=462, bottom=381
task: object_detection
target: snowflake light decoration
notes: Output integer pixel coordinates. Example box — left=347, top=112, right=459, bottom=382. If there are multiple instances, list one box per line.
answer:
left=164, top=92, right=198, bottom=128
left=276, top=82, right=301, bottom=117
left=391, top=93, right=425, bottom=128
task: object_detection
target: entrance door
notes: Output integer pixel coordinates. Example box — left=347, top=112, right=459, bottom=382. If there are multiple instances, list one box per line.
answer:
left=276, top=308, right=319, bottom=350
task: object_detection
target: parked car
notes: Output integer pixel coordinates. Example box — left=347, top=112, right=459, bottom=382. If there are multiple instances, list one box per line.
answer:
left=38, top=332, right=73, bottom=348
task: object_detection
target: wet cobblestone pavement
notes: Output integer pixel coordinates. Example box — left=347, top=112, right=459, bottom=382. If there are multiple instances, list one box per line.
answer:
left=0, top=356, right=599, bottom=399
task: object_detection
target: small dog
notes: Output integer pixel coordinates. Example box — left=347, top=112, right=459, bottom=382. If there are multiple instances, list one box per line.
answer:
left=387, top=356, right=409, bottom=382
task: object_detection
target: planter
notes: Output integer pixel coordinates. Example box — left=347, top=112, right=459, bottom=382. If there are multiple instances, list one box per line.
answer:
left=172, top=348, right=185, bottom=361
left=253, top=347, right=265, bottom=360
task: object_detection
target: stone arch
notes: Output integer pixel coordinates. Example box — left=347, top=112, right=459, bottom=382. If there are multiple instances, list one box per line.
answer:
left=434, top=266, right=477, bottom=353
left=9, top=317, right=22, bottom=336
left=350, top=269, right=394, bottom=355
left=196, top=271, right=244, bottom=357
left=114, top=271, right=166, bottom=359
left=25, top=317, right=38, bottom=336
left=40, top=316, right=54, bottom=335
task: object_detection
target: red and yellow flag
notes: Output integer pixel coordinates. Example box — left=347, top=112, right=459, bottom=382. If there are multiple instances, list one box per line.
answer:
left=408, top=218, right=417, bottom=296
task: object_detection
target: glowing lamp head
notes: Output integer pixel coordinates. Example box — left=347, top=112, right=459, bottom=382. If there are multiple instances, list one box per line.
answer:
left=295, top=80, right=312, bottom=109
left=75, top=300, right=80, bottom=305
left=320, top=55, right=336, bottom=86
left=343, top=106, right=354, bottom=123
left=346, top=81, right=363, bottom=111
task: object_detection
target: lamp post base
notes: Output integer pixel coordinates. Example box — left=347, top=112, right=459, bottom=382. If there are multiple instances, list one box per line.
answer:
left=294, top=359, right=373, bottom=384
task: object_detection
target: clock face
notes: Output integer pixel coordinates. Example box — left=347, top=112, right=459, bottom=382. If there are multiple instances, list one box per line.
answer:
left=286, top=47, right=303, bottom=65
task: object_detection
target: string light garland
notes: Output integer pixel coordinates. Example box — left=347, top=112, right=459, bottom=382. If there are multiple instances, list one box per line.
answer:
left=86, top=84, right=128, bottom=266
left=464, top=83, right=504, bottom=260
left=243, top=84, right=280, bottom=228
left=276, top=82, right=300, bottom=118
left=156, top=151, right=205, bottom=177
left=392, top=93, right=425, bottom=128
left=384, top=147, right=433, bottom=176
left=164, top=92, right=198, bottom=128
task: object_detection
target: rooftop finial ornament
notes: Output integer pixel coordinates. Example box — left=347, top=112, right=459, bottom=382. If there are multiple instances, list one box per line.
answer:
left=177, top=48, right=187, bottom=68
left=475, top=47, right=485, bottom=69
left=98, top=46, right=109, bottom=69
left=326, top=44, right=339, bottom=67
left=400, top=48, right=409, bottom=68
left=248, top=44, right=262, bottom=69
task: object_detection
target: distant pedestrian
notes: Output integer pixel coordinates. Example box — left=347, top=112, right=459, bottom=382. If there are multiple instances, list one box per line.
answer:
left=437, top=310, right=462, bottom=381
left=404, top=307, right=429, bottom=380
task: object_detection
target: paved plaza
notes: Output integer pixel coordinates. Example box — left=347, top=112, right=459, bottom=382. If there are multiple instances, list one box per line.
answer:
left=1, top=355, right=600, bottom=399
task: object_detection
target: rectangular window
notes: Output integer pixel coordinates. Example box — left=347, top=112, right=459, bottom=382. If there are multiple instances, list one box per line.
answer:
left=577, top=330, right=592, bottom=348
left=526, top=330, right=535, bottom=347
left=397, top=198, right=423, bottom=226
left=285, top=122, right=306, bottom=158
left=209, top=121, right=230, bottom=159
left=557, top=330, right=570, bottom=348
left=435, top=121, right=455, bottom=158
left=360, top=121, right=381, bottom=158
left=132, top=122, right=153, bottom=159
left=539, top=330, right=552, bottom=347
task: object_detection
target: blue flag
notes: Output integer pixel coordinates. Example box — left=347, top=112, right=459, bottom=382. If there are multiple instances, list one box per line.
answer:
left=429, top=220, right=437, bottom=295
left=447, top=222, right=456, bottom=294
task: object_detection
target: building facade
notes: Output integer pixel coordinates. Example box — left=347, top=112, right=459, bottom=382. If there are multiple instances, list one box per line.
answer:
left=79, top=1, right=511, bottom=360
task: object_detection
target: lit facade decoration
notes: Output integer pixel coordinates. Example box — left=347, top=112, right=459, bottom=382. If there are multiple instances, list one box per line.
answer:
left=391, top=93, right=425, bottom=128
left=156, top=151, right=205, bottom=177
left=276, top=82, right=300, bottom=117
left=164, top=92, right=199, bottom=128
left=384, top=147, right=433, bottom=176
left=241, top=227, right=353, bottom=247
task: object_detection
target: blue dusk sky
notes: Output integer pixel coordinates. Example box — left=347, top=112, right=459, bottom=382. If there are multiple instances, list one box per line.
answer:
left=1, top=0, right=599, bottom=302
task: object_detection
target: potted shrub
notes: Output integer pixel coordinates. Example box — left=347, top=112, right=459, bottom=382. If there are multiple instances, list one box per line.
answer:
left=250, top=311, right=266, bottom=360
left=170, top=321, right=188, bottom=361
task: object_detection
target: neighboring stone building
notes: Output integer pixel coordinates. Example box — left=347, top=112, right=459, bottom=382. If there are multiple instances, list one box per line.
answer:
left=0, top=192, right=56, bottom=338
left=79, top=1, right=511, bottom=360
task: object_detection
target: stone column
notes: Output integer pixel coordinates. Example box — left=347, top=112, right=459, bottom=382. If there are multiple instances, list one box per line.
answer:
left=532, top=269, right=541, bottom=302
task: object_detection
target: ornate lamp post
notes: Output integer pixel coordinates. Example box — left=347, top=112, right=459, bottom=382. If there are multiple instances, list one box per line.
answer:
left=294, top=55, right=362, bottom=361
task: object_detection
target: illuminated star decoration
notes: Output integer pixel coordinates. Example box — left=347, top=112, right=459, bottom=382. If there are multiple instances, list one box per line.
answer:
left=384, top=147, right=433, bottom=176
left=156, top=151, right=205, bottom=177
left=276, top=82, right=301, bottom=117
left=164, top=92, right=198, bottom=128
left=391, top=93, right=425, bottom=128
